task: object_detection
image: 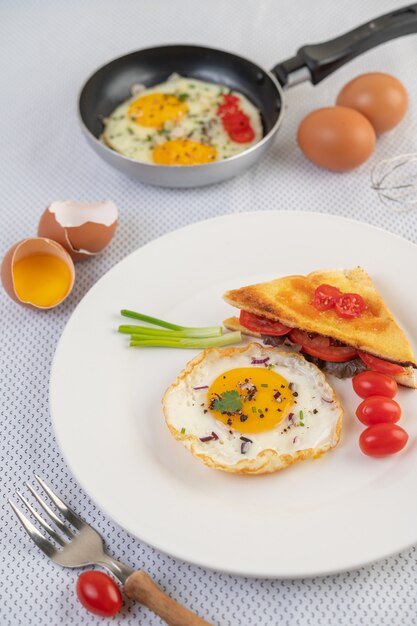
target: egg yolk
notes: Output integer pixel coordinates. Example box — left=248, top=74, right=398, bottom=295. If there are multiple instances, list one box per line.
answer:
left=208, top=367, right=293, bottom=434
left=128, top=93, right=188, bottom=128
left=152, top=139, right=218, bottom=165
left=12, top=254, right=72, bottom=307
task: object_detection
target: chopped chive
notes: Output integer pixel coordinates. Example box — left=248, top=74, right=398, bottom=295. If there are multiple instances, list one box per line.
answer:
left=260, top=383, right=269, bottom=388
left=181, top=427, right=186, bottom=434
left=251, top=406, right=257, bottom=413
left=299, top=410, right=304, bottom=420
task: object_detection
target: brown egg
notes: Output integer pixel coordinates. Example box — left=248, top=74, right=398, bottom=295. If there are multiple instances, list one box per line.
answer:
left=297, top=106, right=376, bottom=171
left=38, top=200, right=118, bottom=262
left=1, top=237, right=75, bottom=309
left=336, top=73, right=408, bottom=134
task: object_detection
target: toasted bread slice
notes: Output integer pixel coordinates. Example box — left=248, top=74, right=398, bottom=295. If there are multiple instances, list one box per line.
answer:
left=223, top=315, right=417, bottom=388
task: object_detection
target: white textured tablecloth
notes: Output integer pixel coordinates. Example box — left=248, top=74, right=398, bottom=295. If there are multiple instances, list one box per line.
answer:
left=1, top=1, right=417, bottom=624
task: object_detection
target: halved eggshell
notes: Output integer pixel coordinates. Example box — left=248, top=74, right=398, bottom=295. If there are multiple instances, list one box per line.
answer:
left=38, top=200, right=118, bottom=261
left=1, top=237, right=75, bottom=309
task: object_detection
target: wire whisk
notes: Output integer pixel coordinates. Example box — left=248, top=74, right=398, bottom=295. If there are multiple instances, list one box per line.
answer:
left=371, top=153, right=417, bottom=212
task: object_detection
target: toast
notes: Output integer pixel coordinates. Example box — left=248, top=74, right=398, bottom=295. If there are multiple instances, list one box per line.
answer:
left=223, top=267, right=417, bottom=388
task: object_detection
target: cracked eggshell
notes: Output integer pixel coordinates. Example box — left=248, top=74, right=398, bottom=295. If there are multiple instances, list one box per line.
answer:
left=37, top=200, right=118, bottom=261
left=1, top=237, right=75, bottom=309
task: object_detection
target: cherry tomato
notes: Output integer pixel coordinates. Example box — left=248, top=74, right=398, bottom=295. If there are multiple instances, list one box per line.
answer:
left=289, top=329, right=357, bottom=362
left=335, top=293, right=366, bottom=319
left=352, top=370, right=398, bottom=399
left=76, top=571, right=122, bottom=617
left=356, top=395, right=401, bottom=426
left=240, top=310, right=292, bottom=336
left=358, top=351, right=405, bottom=376
left=312, top=284, right=342, bottom=311
left=359, top=423, right=408, bottom=457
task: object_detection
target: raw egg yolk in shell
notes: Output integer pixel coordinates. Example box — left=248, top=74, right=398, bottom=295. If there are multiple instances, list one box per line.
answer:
left=208, top=368, right=293, bottom=435
left=128, top=93, right=188, bottom=128
left=152, top=139, right=218, bottom=165
left=13, top=254, right=73, bottom=308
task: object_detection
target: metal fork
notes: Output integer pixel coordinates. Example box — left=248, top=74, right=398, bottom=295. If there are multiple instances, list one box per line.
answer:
left=8, top=475, right=211, bottom=626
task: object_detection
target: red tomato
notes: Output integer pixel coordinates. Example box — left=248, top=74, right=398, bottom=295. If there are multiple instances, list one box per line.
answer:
left=359, top=423, right=408, bottom=457
left=239, top=310, right=292, bottom=336
left=335, top=293, right=366, bottom=319
left=352, top=370, right=398, bottom=399
left=218, top=94, right=239, bottom=112
left=76, top=571, right=122, bottom=617
left=289, top=329, right=357, bottom=362
left=218, top=95, right=255, bottom=143
left=312, top=284, right=342, bottom=311
left=229, top=126, right=255, bottom=143
left=356, top=396, right=401, bottom=426
left=358, top=351, right=405, bottom=375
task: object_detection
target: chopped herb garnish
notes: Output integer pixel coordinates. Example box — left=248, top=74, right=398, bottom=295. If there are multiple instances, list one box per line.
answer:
left=177, top=93, right=189, bottom=102
left=181, top=427, right=186, bottom=434
left=299, top=410, right=304, bottom=420
left=251, top=406, right=257, bottom=413
left=211, top=390, right=242, bottom=414
left=200, top=432, right=218, bottom=442
left=260, top=383, right=269, bottom=388
left=241, top=440, right=251, bottom=454
left=267, top=363, right=275, bottom=370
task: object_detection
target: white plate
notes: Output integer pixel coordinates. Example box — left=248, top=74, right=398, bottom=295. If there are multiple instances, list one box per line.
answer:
left=50, top=211, right=417, bottom=578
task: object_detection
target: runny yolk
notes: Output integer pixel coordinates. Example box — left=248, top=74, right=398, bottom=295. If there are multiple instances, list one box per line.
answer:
left=152, top=139, right=217, bottom=165
left=208, top=367, right=293, bottom=435
left=128, top=93, right=188, bottom=128
left=12, top=254, right=72, bottom=307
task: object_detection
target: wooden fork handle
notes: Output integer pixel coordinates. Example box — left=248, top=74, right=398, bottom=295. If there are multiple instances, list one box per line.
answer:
left=124, top=570, right=212, bottom=626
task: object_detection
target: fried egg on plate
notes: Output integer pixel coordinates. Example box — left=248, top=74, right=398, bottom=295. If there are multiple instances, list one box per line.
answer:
left=163, top=343, right=343, bottom=474
left=101, top=75, right=263, bottom=165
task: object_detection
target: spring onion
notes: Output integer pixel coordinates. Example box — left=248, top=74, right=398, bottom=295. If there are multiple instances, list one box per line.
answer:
left=120, top=310, right=222, bottom=337
left=118, top=310, right=242, bottom=349
left=129, top=332, right=241, bottom=349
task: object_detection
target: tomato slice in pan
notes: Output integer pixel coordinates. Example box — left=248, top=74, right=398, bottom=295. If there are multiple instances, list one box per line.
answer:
left=218, top=94, right=239, bottom=116
left=358, top=351, right=405, bottom=375
left=239, top=311, right=292, bottom=336
left=228, top=126, right=255, bottom=143
left=288, top=329, right=357, bottom=362
left=313, top=284, right=342, bottom=311
left=335, top=293, right=366, bottom=319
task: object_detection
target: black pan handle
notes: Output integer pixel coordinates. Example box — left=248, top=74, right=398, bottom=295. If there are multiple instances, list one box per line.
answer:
left=272, top=4, right=417, bottom=86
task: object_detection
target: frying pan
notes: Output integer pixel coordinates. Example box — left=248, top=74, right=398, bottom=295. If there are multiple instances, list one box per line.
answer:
left=79, top=4, right=417, bottom=188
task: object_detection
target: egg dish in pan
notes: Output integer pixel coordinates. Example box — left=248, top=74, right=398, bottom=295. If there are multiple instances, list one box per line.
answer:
left=101, top=74, right=263, bottom=165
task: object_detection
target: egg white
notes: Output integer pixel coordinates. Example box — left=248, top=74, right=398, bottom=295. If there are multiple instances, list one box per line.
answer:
left=162, top=343, right=343, bottom=474
left=101, top=75, right=263, bottom=163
